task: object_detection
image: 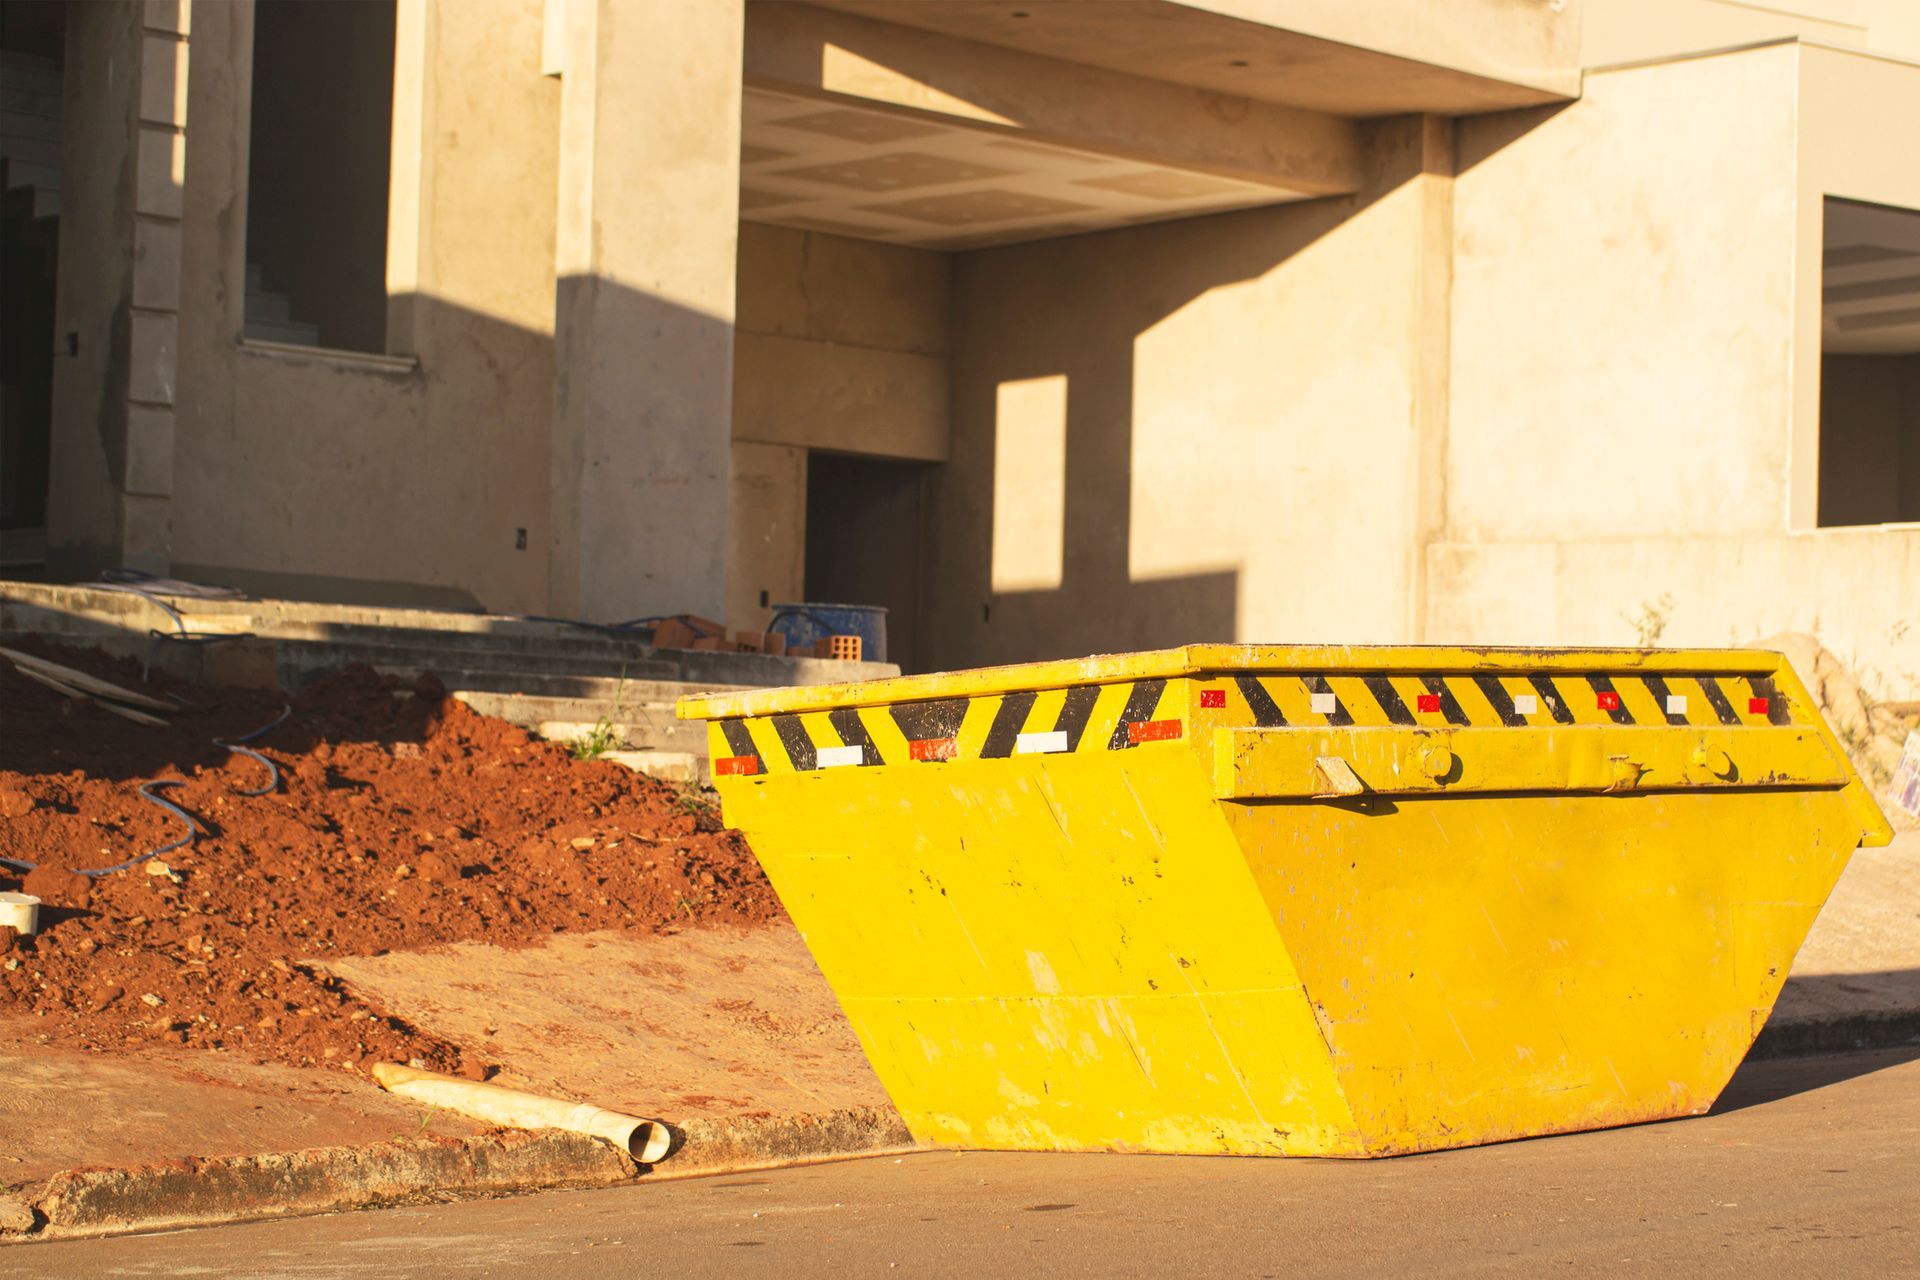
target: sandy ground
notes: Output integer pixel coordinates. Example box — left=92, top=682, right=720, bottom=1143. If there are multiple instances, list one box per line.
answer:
left=1773, top=834, right=1920, bottom=1022
left=0, top=1028, right=480, bottom=1188
left=0, top=923, right=886, bottom=1191
left=4, top=835, right=1912, bottom=1195
left=324, top=925, right=888, bottom=1121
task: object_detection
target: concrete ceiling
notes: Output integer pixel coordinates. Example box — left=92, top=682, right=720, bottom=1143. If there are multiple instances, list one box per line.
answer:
left=1824, top=197, right=1920, bottom=355
left=807, top=0, right=1575, bottom=117
left=739, top=86, right=1313, bottom=250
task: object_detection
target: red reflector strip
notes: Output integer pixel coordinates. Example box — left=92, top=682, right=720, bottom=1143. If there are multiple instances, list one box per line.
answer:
left=714, top=755, right=759, bottom=777
left=1127, top=718, right=1183, bottom=744
left=1416, top=693, right=1442, bottom=713
left=1749, top=696, right=1770, bottom=714
left=1596, top=691, right=1621, bottom=711
left=909, top=737, right=957, bottom=762
left=1199, top=689, right=1226, bottom=709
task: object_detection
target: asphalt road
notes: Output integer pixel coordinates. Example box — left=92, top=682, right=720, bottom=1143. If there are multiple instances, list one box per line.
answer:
left=10, top=1049, right=1918, bottom=1279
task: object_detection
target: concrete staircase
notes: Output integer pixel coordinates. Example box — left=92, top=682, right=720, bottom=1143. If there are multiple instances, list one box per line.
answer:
left=242, top=264, right=323, bottom=347
left=0, top=582, right=900, bottom=785
left=0, top=54, right=62, bottom=224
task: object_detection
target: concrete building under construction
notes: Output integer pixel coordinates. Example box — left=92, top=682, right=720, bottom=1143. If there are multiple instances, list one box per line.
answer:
left=2, top=0, right=1917, bottom=681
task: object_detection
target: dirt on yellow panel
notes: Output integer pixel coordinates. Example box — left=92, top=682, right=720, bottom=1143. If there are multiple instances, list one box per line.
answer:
left=679, top=645, right=1891, bottom=1158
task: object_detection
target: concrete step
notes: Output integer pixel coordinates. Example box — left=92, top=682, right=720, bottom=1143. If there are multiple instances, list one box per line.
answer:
left=242, top=316, right=321, bottom=346
left=0, top=581, right=900, bottom=693
left=244, top=289, right=291, bottom=322
left=0, top=81, right=62, bottom=110
left=534, top=717, right=707, bottom=755
left=0, top=108, right=61, bottom=140
left=411, top=668, right=748, bottom=705
left=3, top=159, right=57, bottom=191
left=600, top=750, right=706, bottom=785
left=451, top=690, right=710, bottom=755
left=0, top=129, right=60, bottom=163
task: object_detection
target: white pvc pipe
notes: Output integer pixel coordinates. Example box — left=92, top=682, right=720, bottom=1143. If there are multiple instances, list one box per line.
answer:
left=0, top=892, right=39, bottom=936
left=371, top=1063, right=672, bottom=1163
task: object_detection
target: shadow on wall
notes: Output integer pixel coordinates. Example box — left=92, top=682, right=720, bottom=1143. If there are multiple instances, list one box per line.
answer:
left=924, top=153, right=1394, bottom=670
left=920, top=100, right=1576, bottom=674
left=136, top=278, right=736, bottom=626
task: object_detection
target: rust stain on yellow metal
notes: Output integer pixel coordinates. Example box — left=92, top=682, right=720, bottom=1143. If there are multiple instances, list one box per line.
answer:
left=678, top=645, right=1892, bottom=1158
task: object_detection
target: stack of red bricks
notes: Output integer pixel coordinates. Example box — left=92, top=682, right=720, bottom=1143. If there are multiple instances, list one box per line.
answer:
left=648, top=616, right=860, bottom=661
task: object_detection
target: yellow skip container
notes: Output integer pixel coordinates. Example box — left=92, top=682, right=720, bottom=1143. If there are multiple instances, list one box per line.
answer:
left=677, top=645, right=1892, bottom=1158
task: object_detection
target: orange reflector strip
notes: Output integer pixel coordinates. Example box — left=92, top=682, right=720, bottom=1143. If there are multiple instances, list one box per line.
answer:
left=909, top=737, right=958, bottom=762
left=1127, top=718, right=1182, bottom=744
left=714, top=755, right=760, bottom=776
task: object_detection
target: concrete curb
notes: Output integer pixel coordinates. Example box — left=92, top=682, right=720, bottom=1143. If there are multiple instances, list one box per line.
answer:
left=1749, top=1010, right=1920, bottom=1061
left=3, top=1105, right=914, bottom=1243
left=6, top=1012, right=1916, bottom=1244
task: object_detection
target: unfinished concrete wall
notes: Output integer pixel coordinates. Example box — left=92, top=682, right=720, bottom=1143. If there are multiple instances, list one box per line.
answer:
left=1433, top=43, right=1920, bottom=687
left=171, top=0, right=559, bottom=610
left=725, top=440, right=806, bottom=637
left=1583, top=0, right=1920, bottom=66
left=925, top=120, right=1450, bottom=670
left=733, top=223, right=950, bottom=461
left=726, top=222, right=949, bottom=637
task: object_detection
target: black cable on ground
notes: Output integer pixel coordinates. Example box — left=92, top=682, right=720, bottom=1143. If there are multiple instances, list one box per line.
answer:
left=1, top=705, right=291, bottom=878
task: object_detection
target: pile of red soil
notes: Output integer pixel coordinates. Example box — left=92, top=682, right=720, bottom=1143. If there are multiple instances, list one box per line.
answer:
left=0, top=639, right=782, bottom=1077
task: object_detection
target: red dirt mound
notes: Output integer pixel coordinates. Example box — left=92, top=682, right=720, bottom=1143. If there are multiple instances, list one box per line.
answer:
left=0, top=640, right=781, bottom=1078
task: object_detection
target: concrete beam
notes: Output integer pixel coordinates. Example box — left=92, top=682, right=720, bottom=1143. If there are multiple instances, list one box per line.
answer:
left=744, top=2, right=1361, bottom=196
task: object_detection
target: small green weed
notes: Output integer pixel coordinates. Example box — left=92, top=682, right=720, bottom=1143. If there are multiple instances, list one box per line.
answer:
left=391, top=1110, right=432, bottom=1143
left=571, top=671, right=628, bottom=761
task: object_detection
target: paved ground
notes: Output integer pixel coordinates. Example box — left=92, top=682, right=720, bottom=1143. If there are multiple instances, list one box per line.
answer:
left=1774, top=834, right=1920, bottom=1023
left=2, top=926, right=887, bottom=1189
left=11, top=1048, right=1915, bottom=1278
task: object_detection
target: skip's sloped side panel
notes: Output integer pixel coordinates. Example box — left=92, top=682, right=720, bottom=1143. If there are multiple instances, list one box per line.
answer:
left=1228, top=789, right=1858, bottom=1155
left=720, top=748, right=1363, bottom=1155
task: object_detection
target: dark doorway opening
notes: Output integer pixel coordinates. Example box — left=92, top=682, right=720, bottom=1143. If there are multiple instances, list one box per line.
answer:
left=805, top=452, right=929, bottom=673
left=0, top=0, right=66, bottom=577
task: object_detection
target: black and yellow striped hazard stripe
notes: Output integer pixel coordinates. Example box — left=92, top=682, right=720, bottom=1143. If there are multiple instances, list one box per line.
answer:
left=710, top=671, right=1797, bottom=776
left=1212, top=672, right=1794, bottom=731
left=712, top=678, right=1179, bottom=775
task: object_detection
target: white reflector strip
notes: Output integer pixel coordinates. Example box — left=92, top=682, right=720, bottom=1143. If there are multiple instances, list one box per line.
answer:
left=1015, top=730, right=1069, bottom=755
left=1666, top=694, right=1688, bottom=715
left=816, top=745, right=865, bottom=768
left=1309, top=692, right=1337, bottom=714
left=1512, top=694, right=1538, bottom=715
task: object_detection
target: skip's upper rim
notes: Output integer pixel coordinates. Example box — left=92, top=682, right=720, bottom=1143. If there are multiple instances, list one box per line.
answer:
left=674, top=643, right=1785, bottom=721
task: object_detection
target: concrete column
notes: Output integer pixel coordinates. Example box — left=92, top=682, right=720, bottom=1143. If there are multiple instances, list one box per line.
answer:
left=548, top=0, right=743, bottom=623
left=46, top=0, right=188, bottom=578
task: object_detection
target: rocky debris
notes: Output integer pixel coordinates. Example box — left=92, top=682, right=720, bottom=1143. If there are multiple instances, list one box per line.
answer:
left=0, top=641, right=782, bottom=1077
left=1760, top=632, right=1918, bottom=828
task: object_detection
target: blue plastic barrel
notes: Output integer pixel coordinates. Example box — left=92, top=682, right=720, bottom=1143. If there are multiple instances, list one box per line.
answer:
left=768, top=602, right=888, bottom=663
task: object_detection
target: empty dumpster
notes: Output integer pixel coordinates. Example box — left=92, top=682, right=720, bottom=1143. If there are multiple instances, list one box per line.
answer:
left=676, top=645, right=1893, bottom=1158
